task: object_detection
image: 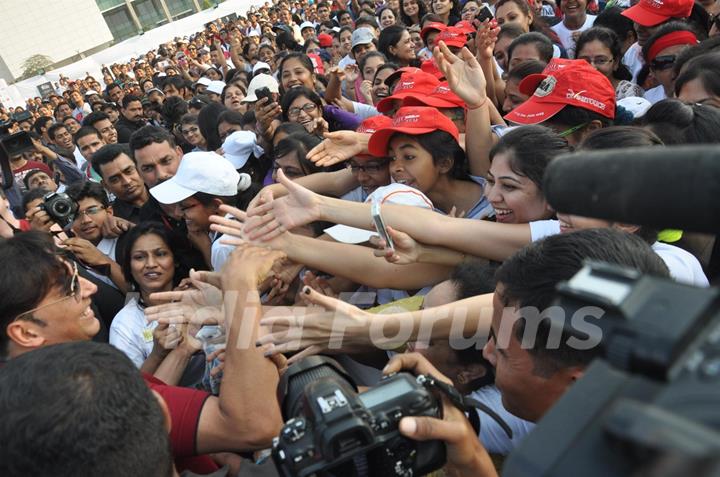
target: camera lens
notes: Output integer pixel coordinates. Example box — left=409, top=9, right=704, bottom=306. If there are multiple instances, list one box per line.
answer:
left=53, top=201, right=70, bottom=215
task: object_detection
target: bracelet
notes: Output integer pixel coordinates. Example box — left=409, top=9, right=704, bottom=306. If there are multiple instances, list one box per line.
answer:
left=467, top=97, right=488, bottom=110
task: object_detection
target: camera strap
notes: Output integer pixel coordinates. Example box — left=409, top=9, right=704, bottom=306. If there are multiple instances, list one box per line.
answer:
left=419, top=374, right=513, bottom=439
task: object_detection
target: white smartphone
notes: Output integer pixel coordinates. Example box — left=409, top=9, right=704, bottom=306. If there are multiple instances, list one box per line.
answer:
left=371, top=201, right=394, bottom=251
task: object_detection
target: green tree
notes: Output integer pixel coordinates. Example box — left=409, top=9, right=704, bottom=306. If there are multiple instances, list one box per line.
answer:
left=19, top=54, right=54, bottom=80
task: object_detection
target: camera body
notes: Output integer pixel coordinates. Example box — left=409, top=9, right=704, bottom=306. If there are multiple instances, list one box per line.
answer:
left=273, top=356, right=445, bottom=477
left=41, top=192, right=78, bottom=229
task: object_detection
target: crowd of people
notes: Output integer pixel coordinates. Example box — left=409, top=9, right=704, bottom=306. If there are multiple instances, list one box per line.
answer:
left=0, top=0, right=719, bottom=474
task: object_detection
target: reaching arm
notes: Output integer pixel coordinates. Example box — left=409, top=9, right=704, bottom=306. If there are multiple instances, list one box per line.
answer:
left=194, top=246, right=285, bottom=453
left=250, top=168, right=359, bottom=210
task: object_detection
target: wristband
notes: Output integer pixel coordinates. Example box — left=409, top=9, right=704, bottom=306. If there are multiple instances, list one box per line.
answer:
left=466, top=97, right=488, bottom=110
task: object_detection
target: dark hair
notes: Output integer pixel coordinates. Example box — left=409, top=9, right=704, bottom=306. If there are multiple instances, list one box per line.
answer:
left=33, top=115, right=53, bottom=135
left=378, top=25, right=409, bottom=63
left=400, top=0, right=428, bottom=26
left=674, top=51, right=720, bottom=99
left=507, top=59, right=546, bottom=81
left=217, top=109, right=245, bottom=128
left=129, top=125, right=177, bottom=156
left=22, top=170, right=50, bottom=191
left=179, top=113, right=199, bottom=128
left=495, top=0, right=560, bottom=44
left=550, top=104, right=614, bottom=129
left=73, top=126, right=102, bottom=146
left=198, top=102, right=227, bottom=151
left=593, top=6, right=636, bottom=46
left=278, top=53, right=316, bottom=94
left=0, top=232, right=67, bottom=357
left=281, top=86, right=323, bottom=122
left=82, top=111, right=111, bottom=129
left=576, top=27, right=632, bottom=81
left=420, top=12, right=443, bottom=27
left=0, top=341, right=172, bottom=477
left=495, top=228, right=669, bottom=375
left=489, top=125, right=568, bottom=191
left=65, top=180, right=109, bottom=208
left=303, top=38, right=320, bottom=54
left=91, top=143, right=133, bottom=178
left=673, top=36, right=720, bottom=77
left=507, top=32, right=554, bottom=66
left=272, top=122, right=309, bottom=145
left=120, top=222, right=181, bottom=292
left=580, top=125, right=663, bottom=149
left=161, top=75, right=188, bottom=93
left=356, top=15, right=380, bottom=29
left=642, top=99, right=720, bottom=145
left=273, top=134, right=324, bottom=176
left=159, top=96, right=186, bottom=128
left=22, top=187, right=51, bottom=213
left=497, top=23, right=525, bottom=46
left=642, top=21, right=697, bottom=62
left=47, top=123, right=68, bottom=141
left=105, top=82, right=122, bottom=96
left=121, top=94, right=142, bottom=109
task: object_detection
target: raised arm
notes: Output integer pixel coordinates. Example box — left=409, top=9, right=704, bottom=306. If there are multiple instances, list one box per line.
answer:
left=194, top=246, right=285, bottom=453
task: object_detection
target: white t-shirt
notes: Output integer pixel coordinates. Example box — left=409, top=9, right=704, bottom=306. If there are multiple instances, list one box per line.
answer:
left=644, top=85, right=666, bottom=105
left=86, top=237, right=119, bottom=289
left=529, top=220, right=710, bottom=287
left=470, top=385, right=535, bottom=455
left=109, top=297, right=158, bottom=368
left=622, top=42, right=644, bottom=83
left=351, top=101, right=380, bottom=120
left=551, top=15, right=596, bottom=59
left=73, top=146, right=87, bottom=171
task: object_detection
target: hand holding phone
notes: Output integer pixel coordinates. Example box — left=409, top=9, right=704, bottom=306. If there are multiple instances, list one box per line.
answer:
left=371, top=201, right=394, bottom=251
left=476, top=5, right=494, bottom=23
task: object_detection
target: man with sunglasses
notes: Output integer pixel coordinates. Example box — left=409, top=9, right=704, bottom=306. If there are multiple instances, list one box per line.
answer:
left=0, top=232, right=286, bottom=474
left=641, top=23, right=699, bottom=104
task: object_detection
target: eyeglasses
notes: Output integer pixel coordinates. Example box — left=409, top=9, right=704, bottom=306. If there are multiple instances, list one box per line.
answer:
left=556, top=122, right=588, bottom=138
left=74, top=206, right=106, bottom=220
left=650, top=55, right=676, bottom=71
left=347, top=160, right=389, bottom=173
left=578, top=56, right=613, bottom=66
left=288, top=102, right=318, bottom=118
left=14, top=261, right=81, bottom=322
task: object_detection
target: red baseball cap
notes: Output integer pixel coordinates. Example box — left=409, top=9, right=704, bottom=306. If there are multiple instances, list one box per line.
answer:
left=621, top=0, right=694, bottom=27
left=357, top=115, right=393, bottom=134
left=420, top=22, right=446, bottom=41
left=403, top=82, right=464, bottom=108
left=504, top=58, right=616, bottom=125
left=435, top=27, right=468, bottom=49
left=317, top=33, right=333, bottom=48
left=376, top=71, right=441, bottom=113
left=420, top=59, right=445, bottom=79
left=384, top=66, right=422, bottom=89
left=368, top=106, right=460, bottom=157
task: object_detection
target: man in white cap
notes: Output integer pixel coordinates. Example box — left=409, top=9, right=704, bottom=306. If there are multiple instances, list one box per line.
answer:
left=193, top=76, right=212, bottom=95
left=252, top=61, right=272, bottom=76
left=150, top=151, right=252, bottom=270
left=299, top=21, right=317, bottom=42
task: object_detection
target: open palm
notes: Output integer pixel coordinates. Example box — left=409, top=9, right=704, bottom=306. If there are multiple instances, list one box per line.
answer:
left=434, top=42, right=487, bottom=109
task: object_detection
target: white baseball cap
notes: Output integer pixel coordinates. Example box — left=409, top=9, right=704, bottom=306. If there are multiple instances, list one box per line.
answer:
left=252, top=61, right=272, bottom=75
left=617, top=96, right=652, bottom=119
left=207, top=80, right=226, bottom=95
left=243, top=73, right=280, bottom=102
left=150, top=151, right=241, bottom=204
left=300, top=21, right=316, bottom=31
left=194, top=77, right=212, bottom=88
left=324, top=184, right=434, bottom=244
left=223, top=130, right=262, bottom=169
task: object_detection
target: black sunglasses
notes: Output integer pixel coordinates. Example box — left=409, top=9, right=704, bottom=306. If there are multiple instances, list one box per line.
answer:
left=650, top=55, right=676, bottom=71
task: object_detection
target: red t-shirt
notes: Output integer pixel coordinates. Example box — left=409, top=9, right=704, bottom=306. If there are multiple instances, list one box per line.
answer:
left=13, top=161, right=53, bottom=191
left=143, top=373, right=219, bottom=474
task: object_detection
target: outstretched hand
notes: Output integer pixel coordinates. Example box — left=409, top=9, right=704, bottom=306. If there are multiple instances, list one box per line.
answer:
left=306, top=131, right=370, bottom=167
left=434, top=42, right=488, bottom=109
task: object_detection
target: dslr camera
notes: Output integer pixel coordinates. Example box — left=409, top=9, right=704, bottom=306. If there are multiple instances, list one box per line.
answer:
left=272, top=356, right=446, bottom=477
left=40, top=192, right=78, bottom=229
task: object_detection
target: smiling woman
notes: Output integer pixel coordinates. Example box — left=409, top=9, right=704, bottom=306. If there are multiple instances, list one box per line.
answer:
left=110, top=222, right=185, bottom=368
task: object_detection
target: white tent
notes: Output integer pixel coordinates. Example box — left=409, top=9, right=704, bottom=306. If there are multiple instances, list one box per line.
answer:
left=3, top=0, right=256, bottom=107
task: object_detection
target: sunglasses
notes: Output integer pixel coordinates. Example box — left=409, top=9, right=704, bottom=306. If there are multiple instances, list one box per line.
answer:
left=650, top=55, right=676, bottom=71
left=14, top=261, right=81, bottom=322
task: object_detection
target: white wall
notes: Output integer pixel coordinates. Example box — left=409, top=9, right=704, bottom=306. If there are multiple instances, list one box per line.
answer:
left=0, top=0, right=114, bottom=81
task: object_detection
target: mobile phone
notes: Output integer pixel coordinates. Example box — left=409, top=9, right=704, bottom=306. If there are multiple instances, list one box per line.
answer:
left=255, top=86, right=273, bottom=104
left=371, top=201, right=394, bottom=251
left=476, top=5, right=494, bottom=22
